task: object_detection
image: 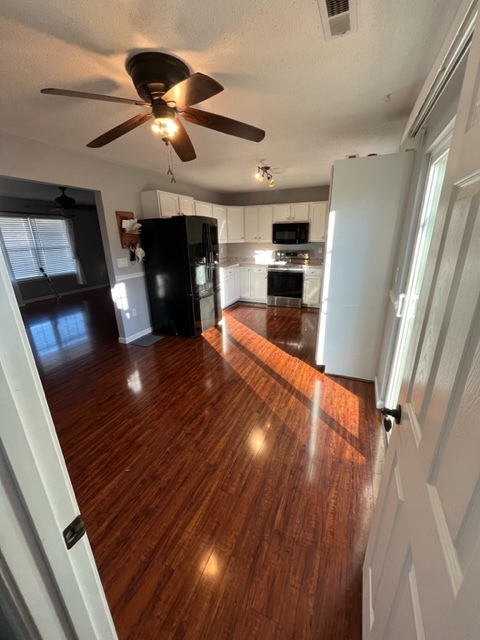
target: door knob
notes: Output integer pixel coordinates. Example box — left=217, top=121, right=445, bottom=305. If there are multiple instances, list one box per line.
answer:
left=380, top=405, right=402, bottom=432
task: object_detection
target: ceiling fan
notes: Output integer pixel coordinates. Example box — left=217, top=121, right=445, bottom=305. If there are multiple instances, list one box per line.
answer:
left=25, top=187, right=96, bottom=217
left=41, top=52, right=266, bottom=162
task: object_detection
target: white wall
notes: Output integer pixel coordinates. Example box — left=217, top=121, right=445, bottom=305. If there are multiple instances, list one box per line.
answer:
left=0, top=130, right=220, bottom=341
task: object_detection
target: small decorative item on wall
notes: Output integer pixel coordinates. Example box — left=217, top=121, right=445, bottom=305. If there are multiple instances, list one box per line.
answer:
left=129, top=241, right=145, bottom=263
left=115, top=211, right=142, bottom=249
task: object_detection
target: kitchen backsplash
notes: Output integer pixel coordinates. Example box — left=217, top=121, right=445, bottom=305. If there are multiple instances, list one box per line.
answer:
left=220, top=242, right=324, bottom=261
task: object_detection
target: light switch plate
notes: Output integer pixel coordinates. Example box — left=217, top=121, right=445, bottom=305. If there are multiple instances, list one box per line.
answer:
left=117, top=258, right=129, bottom=268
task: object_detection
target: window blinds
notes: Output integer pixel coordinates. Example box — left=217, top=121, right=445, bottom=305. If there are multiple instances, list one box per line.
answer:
left=0, top=216, right=77, bottom=280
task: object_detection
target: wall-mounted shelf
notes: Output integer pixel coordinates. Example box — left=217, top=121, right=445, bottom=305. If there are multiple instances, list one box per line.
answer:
left=116, top=211, right=141, bottom=249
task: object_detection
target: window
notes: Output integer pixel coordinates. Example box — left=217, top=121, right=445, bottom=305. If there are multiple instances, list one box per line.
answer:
left=0, top=216, right=77, bottom=281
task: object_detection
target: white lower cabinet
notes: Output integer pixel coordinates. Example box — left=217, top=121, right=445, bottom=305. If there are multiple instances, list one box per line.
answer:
left=220, top=266, right=238, bottom=309
left=302, top=267, right=322, bottom=307
left=239, top=266, right=267, bottom=302
left=251, top=267, right=268, bottom=301
left=239, top=267, right=250, bottom=299
left=234, top=266, right=241, bottom=300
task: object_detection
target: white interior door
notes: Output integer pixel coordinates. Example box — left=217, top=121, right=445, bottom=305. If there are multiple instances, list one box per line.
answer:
left=364, top=17, right=480, bottom=640
left=0, top=246, right=117, bottom=639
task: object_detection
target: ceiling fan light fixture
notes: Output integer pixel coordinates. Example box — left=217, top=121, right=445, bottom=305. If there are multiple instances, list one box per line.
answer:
left=151, top=103, right=178, bottom=139
left=151, top=117, right=179, bottom=139
left=269, top=178, right=275, bottom=188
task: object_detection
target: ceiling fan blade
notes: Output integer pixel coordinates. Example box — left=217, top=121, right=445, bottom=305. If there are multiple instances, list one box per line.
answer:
left=87, top=114, right=152, bottom=148
left=182, top=107, right=265, bottom=142
left=162, top=73, right=223, bottom=109
left=169, top=119, right=197, bottom=162
left=41, top=88, right=150, bottom=107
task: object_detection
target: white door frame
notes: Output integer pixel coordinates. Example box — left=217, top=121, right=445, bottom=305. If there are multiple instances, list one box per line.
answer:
left=0, top=245, right=117, bottom=639
left=384, top=130, right=452, bottom=414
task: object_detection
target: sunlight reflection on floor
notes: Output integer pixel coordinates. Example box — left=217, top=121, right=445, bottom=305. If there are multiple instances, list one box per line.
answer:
left=204, top=314, right=363, bottom=458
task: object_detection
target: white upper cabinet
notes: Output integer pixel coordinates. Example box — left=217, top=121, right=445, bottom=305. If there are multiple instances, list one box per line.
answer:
left=195, top=201, right=213, bottom=217
left=226, top=207, right=244, bottom=243
left=245, top=205, right=273, bottom=242
left=290, top=203, right=310, bottom=221
left=212, top=205, right=228, bottom=244
left=309, top=202, right=328, bottom=242
left=140, top=190, right=194, bottom=218
left=179, top=196, right=195, bottom=216
left=272, top=203, right=291, bottom=222
left=257, top=205, right=273, bottom=242
left=244, top=206, right=258, bottom=242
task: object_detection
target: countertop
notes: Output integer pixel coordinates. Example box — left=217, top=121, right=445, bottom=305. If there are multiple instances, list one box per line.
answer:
left=219, top=259, right=323, bottom=268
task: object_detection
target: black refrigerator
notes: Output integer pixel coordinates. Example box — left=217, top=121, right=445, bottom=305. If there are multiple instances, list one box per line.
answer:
left=141, top=216, right=222, bottom=337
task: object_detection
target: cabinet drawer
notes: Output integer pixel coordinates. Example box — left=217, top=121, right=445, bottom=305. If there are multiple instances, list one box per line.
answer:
left=304, top=267, right=323, bottom=277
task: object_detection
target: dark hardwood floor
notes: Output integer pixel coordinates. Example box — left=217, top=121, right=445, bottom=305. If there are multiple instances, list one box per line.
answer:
left=22, top=290, right=386, bottom=640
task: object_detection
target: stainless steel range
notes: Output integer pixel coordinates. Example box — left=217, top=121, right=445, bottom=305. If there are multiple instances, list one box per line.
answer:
left=267, top=250, right=310, bottom=308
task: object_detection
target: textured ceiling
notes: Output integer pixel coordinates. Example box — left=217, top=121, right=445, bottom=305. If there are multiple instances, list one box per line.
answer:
left=0, top=0, right=464, bottom=193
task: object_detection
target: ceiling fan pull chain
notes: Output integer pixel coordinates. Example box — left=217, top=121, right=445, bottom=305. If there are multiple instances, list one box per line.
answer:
left=166, top=143, right=176, bottom=183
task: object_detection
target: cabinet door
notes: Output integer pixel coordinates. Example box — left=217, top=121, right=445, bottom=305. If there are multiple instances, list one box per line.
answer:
left=257, top=205, right=273, bottom=242
left=250, top=268, right=267, bottom=301
left=309, top=202, right=327, bottom=241
left=213, top=205, right=228, bottom=244
left=226, top=207, right=245, bottom=243
left=179, top=195, right=195, bottom=216
left=239, top=266, right=251, bottom=299
left=303, top=277, right=321, bottom=306
left=244, top=206, right=259, bottom=242
left=291, top=203, right=310, bottom=221
left=224, top=275, right=235, bottom=308
left=159, top=192, right=180, bottom=217
left=195, top=201, right=213, bottom=217
left=220, top=269, right=234, bottom=308
left=273, top=203, right=291, bottom=222
left=234, top=266, right=241, bottom=300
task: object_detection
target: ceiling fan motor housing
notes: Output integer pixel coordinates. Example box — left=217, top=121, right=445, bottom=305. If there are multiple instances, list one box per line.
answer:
left=126, top=52, right=190, bottom=104
left=56, top=187, right=76, bottom=208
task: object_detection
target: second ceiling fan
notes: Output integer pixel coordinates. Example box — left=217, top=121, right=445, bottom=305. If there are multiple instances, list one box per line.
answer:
left=41, top=51, right=265, bottom=162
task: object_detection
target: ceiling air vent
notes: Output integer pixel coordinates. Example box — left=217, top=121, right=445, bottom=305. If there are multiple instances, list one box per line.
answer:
left=317, top=0, right=357, bottom=40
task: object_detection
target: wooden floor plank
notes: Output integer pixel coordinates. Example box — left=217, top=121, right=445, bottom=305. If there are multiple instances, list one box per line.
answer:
left=21, top=290, right=386, bottom=640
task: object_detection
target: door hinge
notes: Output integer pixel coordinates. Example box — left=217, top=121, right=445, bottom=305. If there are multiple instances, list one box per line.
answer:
left=63, top=515, right=86, bottom=550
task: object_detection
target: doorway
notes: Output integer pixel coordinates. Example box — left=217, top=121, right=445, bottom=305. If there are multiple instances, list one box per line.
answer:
left=0, top=176, right=110, bottom=307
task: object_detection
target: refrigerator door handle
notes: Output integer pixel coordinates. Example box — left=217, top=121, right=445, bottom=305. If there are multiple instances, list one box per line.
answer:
left=205, top=224, right=214, bottom=284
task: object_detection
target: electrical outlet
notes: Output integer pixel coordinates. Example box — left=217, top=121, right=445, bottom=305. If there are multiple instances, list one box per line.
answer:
left=132, top=308, right=137, bottom=317
left=117, top=258, right=129, bottom=268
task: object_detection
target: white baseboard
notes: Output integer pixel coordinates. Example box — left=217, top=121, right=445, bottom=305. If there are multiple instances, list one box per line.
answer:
left=374, top=377, right=385, bottom=409
left=118, top=326, right=153, bottom=344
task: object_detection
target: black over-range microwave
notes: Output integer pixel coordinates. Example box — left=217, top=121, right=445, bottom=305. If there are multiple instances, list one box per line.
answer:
left=272, top=222, right=309, bottom=244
